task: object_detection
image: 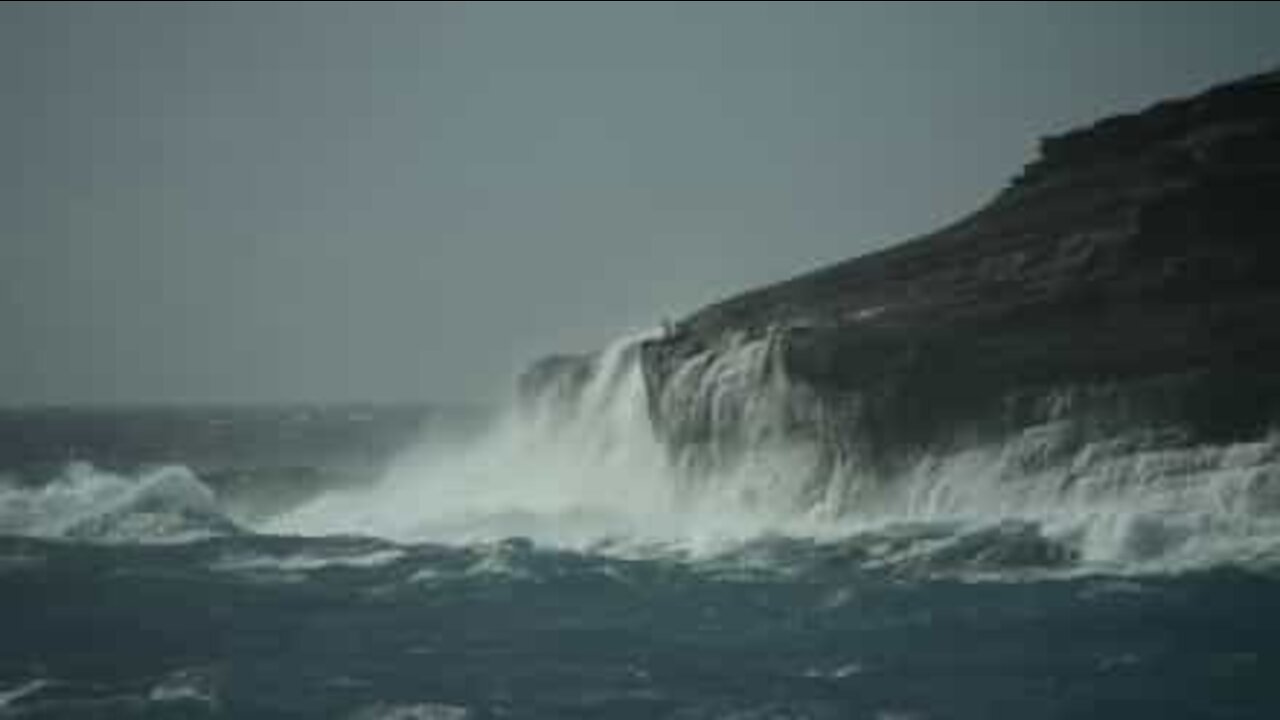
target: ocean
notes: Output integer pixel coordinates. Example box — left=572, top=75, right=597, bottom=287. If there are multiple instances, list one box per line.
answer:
left=2, top=348, right=1279, bottom=719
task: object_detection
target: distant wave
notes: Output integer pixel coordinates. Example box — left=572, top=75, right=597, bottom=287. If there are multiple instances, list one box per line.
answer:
left=0, top=462, right=239, bottom=544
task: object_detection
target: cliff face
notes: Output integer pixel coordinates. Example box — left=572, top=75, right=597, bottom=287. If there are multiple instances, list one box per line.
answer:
left=638, top=71, right=1280, bottom=486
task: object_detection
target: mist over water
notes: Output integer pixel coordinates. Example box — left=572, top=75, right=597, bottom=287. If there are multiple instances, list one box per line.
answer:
left=252, top=330, right=1280, bottom=576
left=4, top=332, right=1280, bottom=719
left=1, top=327, right=1276, bottom=577
left=267, top=331, right=777, bottom=552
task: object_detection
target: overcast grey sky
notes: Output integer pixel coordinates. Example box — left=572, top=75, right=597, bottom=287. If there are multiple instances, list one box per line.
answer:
left=4, top=2, right=1280, bottom=405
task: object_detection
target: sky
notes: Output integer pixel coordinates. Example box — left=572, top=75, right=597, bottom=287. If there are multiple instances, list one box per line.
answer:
left=4, top=2, right=1280, bottom=406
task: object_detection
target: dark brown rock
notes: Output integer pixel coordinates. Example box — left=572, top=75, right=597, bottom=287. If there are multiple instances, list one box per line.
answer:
left=639, top=70, right=1280, bottom=471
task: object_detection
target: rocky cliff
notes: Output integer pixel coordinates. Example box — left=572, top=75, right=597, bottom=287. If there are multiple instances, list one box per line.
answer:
left=632, top=70, right=1280, bottom=501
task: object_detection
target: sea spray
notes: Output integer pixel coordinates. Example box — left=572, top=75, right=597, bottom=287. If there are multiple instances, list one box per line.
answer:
left=268, top=327, right=1280, bottom=572
left=0, top=462, right=238, bottom=544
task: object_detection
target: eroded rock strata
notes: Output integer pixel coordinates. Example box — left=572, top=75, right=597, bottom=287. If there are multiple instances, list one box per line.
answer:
left=639, top=72, right=1280, bottom=486
left=525, top=72, right=1280, bottom=521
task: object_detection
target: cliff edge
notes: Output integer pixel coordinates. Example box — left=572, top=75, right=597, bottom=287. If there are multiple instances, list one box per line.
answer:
left=638, top=70, right=1280, bottom=485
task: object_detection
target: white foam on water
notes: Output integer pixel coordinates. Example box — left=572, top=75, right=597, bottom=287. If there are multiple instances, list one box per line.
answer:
left=348, top=702, right=472, bottom=720
left=0, top=463, right=237, bottom=544
left=267, top=328, right=1280, bottom=574
left=148, top=667, right=219, bottom=708
left=802, top=662, right=864, bottom=680
left=878, top=425, right=1280, bottom=572
left=0, top=679, right=50, bottom=709
left=269, top=331, right=820, bottom=554
left=210, top=547, right=404, bottom=574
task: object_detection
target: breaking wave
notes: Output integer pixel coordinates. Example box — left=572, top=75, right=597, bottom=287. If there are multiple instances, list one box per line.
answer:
left=0, top=462, right=239, bottom=544
left=3, top=331, right=1275, bottom=574
left=267, top=332, right=696, bottom=548
left=269, top=331, right=1280, bottom=575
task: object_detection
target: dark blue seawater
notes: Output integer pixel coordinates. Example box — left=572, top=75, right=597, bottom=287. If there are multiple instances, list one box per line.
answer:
left=3, top=407, right=1280, bottom=718
left=2, top=534, right=1279, bottom=719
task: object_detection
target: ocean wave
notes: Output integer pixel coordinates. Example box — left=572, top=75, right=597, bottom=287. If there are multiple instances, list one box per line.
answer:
left=347, top=702, right=471, bottom=720
left=259, top=334, right=1280, bottom=578
left=0, top=462, right=239, bottom=544
left=148, top=667, right=219, bottom=709
left=209, top=546, right=405, bottom=581
left=0, top=679, right=50, bottom=711
left=9, top=333, right=1280, bottom=578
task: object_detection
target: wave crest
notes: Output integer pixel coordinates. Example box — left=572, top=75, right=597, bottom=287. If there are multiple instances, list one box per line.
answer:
left=267, top=332, right=1280, bottom=575
left=0, top=462, right=238, bottom=544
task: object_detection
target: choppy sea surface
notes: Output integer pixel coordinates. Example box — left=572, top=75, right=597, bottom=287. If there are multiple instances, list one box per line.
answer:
left=2, top=398, right=1279, bottom=719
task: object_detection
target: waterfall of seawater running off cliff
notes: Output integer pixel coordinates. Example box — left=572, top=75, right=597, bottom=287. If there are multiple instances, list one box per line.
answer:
left=271, top=330, right=1280, bottom=571
left=268, top=330, right=840, bottom=552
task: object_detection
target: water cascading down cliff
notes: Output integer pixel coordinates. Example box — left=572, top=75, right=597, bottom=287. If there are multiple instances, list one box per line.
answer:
left=519, top=71, right=1280, bottom=567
